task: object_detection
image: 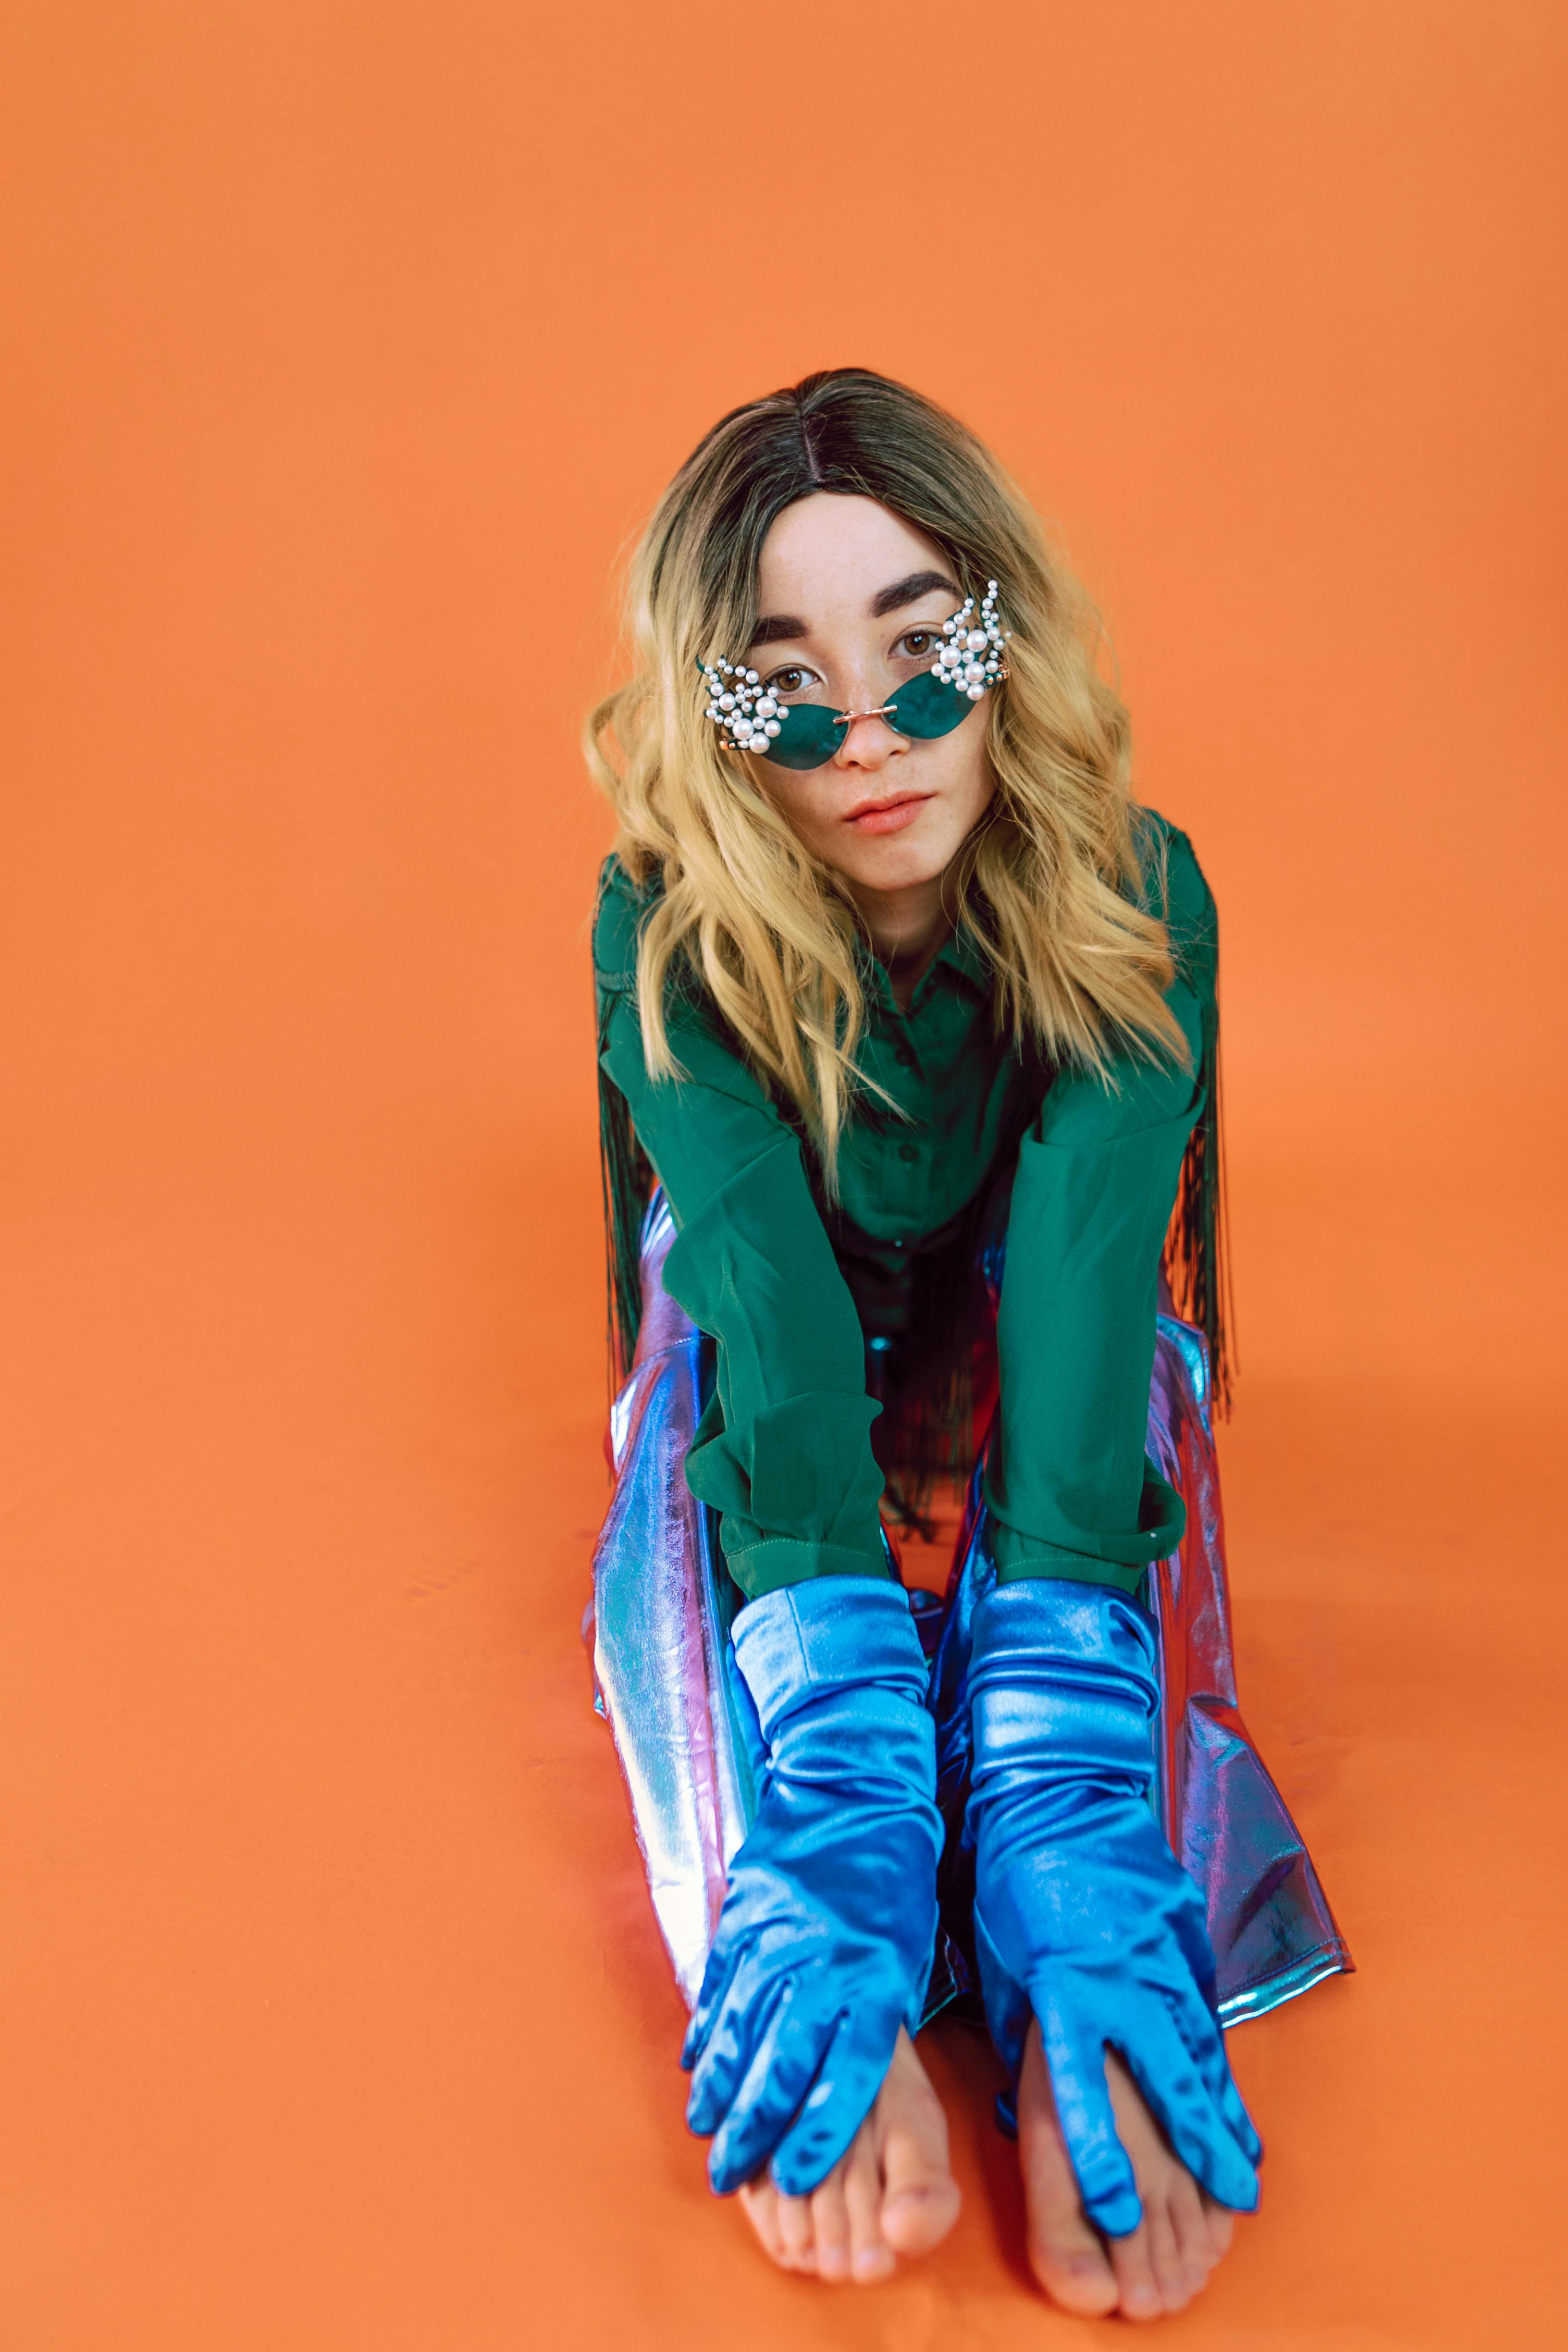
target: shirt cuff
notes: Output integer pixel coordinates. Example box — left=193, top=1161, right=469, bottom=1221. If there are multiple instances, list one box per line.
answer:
left=721, top=1534, right=897, bottom=1602
left=988, top=1526, right=1149, bottom=1594
left=986, top=1463, right=1187, bottom=1592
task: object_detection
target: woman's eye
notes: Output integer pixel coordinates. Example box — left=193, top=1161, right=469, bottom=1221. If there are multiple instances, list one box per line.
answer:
left=897, top=629, right=938, bottom=658
left=767, top=666, right=813, bottom=696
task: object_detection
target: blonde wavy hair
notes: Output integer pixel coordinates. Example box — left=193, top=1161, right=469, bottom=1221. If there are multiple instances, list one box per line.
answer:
left=585, top=367, right=1184, bottom=1180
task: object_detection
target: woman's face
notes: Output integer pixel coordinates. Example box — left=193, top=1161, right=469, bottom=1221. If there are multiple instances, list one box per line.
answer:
left=743, top=494, right=996, bottom=899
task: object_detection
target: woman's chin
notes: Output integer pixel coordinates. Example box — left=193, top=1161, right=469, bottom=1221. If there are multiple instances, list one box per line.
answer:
left=837, top=857, right=944, bottom=901
left=826, top=830, right=960, bottom=898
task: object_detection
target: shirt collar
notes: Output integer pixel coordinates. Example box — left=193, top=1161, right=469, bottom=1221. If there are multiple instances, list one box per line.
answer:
left=935, top=924, right=990, bottom=989
left=864, top=922, right=991, bottom=1016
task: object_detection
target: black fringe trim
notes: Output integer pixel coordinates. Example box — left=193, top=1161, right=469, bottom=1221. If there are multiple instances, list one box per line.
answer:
left=597, top=951, right=1232, bottom=1435
left=1159, top=967, right=1235, bottom=1416
left=597, top=1012, right=653, bottom=1393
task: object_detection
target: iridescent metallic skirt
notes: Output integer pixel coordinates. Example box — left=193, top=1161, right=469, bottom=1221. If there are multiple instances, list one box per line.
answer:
left=588, top=1196, right=1352, bottom=2028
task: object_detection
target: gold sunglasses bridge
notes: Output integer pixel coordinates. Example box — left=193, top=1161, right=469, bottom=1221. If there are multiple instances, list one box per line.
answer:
left=831, top=704, right=898, bottom=728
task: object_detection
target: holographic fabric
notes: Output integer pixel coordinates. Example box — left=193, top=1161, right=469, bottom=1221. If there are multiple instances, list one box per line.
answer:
left=590, top=1195, right=1352, bottom=2026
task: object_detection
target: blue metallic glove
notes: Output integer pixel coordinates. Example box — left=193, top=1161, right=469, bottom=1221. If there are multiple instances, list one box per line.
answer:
left=682, top=1576, right=942, bottom=2197
left=967, top=1578, right=1262, bottom=2236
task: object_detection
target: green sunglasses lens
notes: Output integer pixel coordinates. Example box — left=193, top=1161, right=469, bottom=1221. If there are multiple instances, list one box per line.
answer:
left=763, top=702, right=845, bottom=771
left=882, top=667, right=980, bottom=743
left=763, top=670, right=979, bottom=770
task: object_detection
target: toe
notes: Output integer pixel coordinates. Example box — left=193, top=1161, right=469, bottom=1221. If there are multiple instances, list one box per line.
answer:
left=1169, top=2171, right=1215, bottom=2294
left=775, top=2188, right=817, bottom=2273
left=1108, top=2222, right=1166, bottom=2324
left=844, top=2123, right=896, bottom=2283
left=809, top=2164, right=853, bottom=2283
left=1202, top=2190, right=1236, bottom=2263
left=881, top=2172, right=960, bottom=2258
left=1143, top=2195, right=1192, bottom=2313
left=1021, top=2126, right=1117, bottom=2314
left=737, top=2177, right=786, bottom=2269
left=1018, top=2026, right=1118, bottom=2316
left=1029, top=2213, right=1119, bottom=2317
left=878, top=2038, right=960, bottom=2258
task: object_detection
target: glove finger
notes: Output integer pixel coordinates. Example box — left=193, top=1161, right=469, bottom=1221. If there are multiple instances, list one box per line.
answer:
left=1215, top=2067, right=1264, bottom=2170
left=768, top=2003, right=895, bottom=2199
left=972, top=1906, right=1031, bottom=2084
left=681, top=1925, right=748, bottom=2074
left=706, top=1974, right=838, bottom=2195
left=684, top=1957, right=782, bottom=2139
left=1113, top=1991, right=1260, bottom=2215
left=1157, top=1969, right=1265, bottom=2168
left=1036, top=1988, right=1142, bottom=2239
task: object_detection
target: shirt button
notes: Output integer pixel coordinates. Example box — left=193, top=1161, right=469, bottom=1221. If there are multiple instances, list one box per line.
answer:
left=897, top=1142, right=919, bottom=1163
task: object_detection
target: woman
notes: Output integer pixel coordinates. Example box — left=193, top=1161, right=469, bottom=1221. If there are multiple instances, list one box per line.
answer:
left=585, top=369, right=1349, bottom=2318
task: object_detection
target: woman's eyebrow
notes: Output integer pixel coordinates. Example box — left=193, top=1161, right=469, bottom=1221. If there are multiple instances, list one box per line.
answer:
left=747, top=569, right=959, bottom=646
left=747, top=612, right=809, bottom=647
left=870, top=569, right=960, bottom=617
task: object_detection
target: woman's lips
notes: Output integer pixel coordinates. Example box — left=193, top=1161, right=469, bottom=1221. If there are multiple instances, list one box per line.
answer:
left=845, top=792, right=934, bottom=836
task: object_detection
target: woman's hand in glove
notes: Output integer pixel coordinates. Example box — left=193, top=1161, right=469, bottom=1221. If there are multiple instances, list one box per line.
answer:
left=683, top=1577, right=943, bottom=2199
left=966, top=1577, right=1262, bottom=2238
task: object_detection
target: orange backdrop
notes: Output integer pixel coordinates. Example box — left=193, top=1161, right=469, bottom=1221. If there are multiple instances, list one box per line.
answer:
left=2, top=5, right=1564, bottom=2345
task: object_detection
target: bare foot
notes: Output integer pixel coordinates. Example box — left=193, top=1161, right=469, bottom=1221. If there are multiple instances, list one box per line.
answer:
left=737, top=2026, right=960, bottom=2284
left=1018, top=2017, right=1238, bottom=2321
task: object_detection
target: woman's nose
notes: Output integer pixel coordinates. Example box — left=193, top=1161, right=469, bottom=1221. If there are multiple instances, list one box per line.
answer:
left=832, top=711, right=905, bottom=769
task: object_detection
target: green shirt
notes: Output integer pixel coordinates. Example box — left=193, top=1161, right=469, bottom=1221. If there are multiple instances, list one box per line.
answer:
left=593, top=811, right=1217, bottom=1601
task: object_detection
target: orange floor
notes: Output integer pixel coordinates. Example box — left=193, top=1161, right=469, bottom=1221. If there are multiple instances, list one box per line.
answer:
left=3, top=6, right=1565, bottom=2346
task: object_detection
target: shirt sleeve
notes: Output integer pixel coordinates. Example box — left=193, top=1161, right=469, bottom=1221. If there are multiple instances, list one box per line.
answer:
left=984, top=821, right=1219, bottom=1593
left=594, top=868, right=890, bottom=1602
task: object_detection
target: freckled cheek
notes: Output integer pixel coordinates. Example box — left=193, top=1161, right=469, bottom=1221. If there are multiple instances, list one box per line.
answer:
left=759, top=775, right=839, bottom=854
left=923, top=745, right=995, bottom=839
left=966, top=769, right=999, bottom=830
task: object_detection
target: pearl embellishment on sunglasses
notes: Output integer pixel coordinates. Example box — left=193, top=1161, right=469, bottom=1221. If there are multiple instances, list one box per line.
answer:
left=931, top=580, right=1010, bottom=699
left=702, top=581, right=1011, bottom=754
left=701, top=660, right=784, bottom=755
